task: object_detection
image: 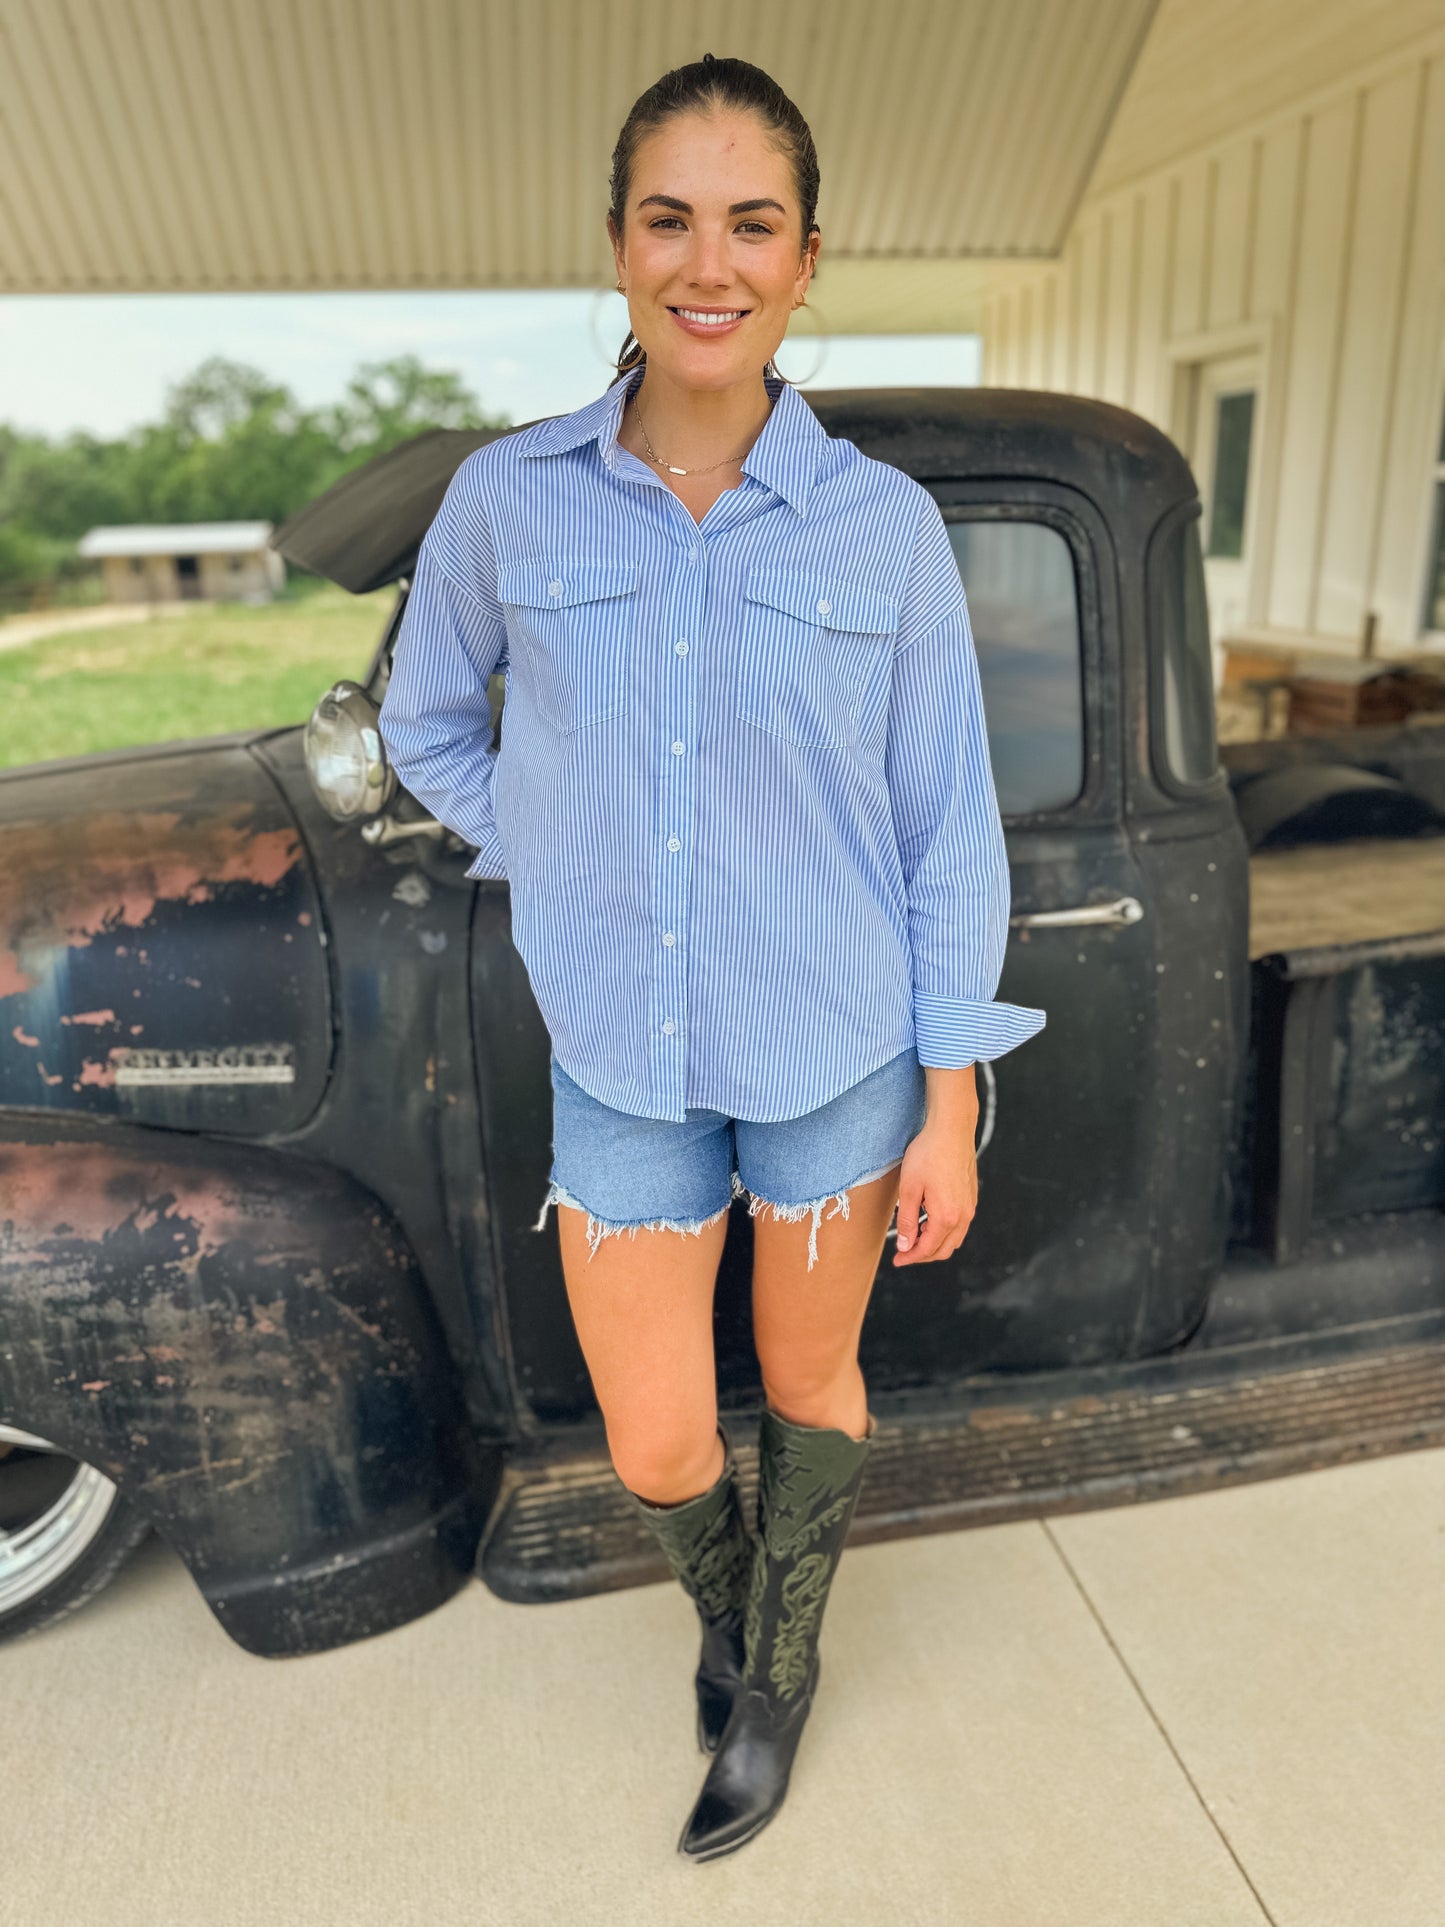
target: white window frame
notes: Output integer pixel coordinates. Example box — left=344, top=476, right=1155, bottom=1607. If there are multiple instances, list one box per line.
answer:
left=1162, top=319, right=1282, bottom=637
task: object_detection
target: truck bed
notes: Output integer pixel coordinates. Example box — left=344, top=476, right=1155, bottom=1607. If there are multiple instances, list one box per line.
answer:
left=1247, top=833, right=1445, bottom=959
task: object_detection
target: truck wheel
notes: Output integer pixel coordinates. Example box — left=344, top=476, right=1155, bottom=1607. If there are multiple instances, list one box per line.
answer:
left=0, top=1424, right=152, bottom=1644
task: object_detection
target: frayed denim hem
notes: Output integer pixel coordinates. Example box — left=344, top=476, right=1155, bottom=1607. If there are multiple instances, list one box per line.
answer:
left=533, top=1155, right=905, bottom=1272
left=740, top=1153, right=906, bottom=1271
left=532, top=1178, right=732, bottom=1262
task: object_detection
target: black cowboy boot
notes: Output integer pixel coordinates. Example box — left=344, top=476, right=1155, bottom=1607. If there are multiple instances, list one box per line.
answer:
left=677, top=1404, right=877, bottom=1862
left=622, top=1421, right=755, bottom=1752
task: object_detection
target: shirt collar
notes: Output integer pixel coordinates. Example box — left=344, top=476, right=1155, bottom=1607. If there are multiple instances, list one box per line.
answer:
left=516, top=364, right=828, bottom=518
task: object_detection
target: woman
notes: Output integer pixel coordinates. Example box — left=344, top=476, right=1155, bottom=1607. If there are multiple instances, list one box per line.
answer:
left=378, top=53, right=1046, bottom=1862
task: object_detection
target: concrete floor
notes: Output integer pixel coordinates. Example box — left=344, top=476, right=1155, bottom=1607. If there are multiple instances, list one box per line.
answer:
left=5, top=1447, right=1442, bottom=1927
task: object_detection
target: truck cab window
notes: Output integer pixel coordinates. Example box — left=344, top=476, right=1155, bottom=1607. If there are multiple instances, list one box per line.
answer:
left=1154, top=508, right=1219, bottom=786
left=944, top=519, right=1084, bottom=816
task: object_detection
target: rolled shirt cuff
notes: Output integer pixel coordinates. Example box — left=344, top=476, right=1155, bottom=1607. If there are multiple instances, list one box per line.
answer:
left=913, top=990, right=1047, bottom=1068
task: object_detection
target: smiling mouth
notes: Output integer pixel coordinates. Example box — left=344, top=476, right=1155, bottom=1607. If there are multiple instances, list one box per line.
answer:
left=669, top=307, right=749, bottom=326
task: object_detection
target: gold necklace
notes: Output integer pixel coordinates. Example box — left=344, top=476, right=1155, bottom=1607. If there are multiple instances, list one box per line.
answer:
left=633, top=396, right=751, bottom=477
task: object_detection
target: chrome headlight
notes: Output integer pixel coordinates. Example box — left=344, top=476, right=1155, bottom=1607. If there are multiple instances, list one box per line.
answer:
left=304, top=679, right=397, bottom=822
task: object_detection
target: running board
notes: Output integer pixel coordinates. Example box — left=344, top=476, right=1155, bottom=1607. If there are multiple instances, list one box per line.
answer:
left=478, top=1324, right=1445, bottom=1604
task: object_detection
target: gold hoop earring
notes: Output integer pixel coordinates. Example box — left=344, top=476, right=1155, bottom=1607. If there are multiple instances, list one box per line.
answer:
left=773, top=295, right=828, bottom=385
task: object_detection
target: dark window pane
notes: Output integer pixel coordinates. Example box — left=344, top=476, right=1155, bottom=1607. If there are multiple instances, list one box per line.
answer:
left=1156, top=513, right=1219, bottom=784
left=1206, top=389, right=1255, bottom=558
left=945, top=519, right=1084, bottom=815
left=1425, top=481, right=1445, bottom=634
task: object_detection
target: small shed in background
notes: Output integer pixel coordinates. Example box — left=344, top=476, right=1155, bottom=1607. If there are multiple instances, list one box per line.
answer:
left=76, top=523, right=285, bottom=605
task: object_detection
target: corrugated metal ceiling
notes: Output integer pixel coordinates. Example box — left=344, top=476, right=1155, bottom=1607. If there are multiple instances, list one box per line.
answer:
left=0, top=0, right=1159, bottom=301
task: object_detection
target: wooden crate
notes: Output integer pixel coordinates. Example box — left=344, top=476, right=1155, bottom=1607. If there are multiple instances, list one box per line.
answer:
left=1287, top=660, right=1445, bottom=732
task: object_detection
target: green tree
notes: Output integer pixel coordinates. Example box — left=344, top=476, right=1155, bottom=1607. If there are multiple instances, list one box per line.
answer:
left=326, top=353, right=502, bottom=456
left=0, top=351, right=511, bottom=612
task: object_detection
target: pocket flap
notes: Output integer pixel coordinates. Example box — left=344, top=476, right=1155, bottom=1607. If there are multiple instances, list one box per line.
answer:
left=498, top=559, right=641, bottom=608
left=743, top=569, right=899, bottom=635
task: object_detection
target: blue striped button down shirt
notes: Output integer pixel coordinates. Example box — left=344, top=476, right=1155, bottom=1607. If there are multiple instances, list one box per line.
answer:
left=378, top=365, right=1046, bottom=1123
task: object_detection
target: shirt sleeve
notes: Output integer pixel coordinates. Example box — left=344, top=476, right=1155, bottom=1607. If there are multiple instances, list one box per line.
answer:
left=885, top=488, right=1047, bottom=1069
left=377, top=453, right=509, bottom=881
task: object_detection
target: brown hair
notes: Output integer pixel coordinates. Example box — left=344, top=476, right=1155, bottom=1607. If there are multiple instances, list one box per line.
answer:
left=607, top=52, right=820, bottom=381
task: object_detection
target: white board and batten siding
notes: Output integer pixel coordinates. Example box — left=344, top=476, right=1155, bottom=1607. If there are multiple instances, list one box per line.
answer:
left=978, top=28, right=1445, bottom=655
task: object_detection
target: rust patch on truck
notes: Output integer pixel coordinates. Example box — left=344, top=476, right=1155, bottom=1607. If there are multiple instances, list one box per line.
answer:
left=0, top=1137, right=262, bottom=1251
left=0, top=807, right=302, bottom=998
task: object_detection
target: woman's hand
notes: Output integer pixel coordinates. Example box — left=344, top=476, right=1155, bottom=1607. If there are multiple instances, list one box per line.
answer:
left=893, top=1064, right=980, bottom=1267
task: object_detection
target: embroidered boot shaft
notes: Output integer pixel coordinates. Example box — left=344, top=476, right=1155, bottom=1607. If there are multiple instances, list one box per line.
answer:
left=621, top=1420, right=754, bottom=1752
left=678, top=1405, right=877, bottom=1861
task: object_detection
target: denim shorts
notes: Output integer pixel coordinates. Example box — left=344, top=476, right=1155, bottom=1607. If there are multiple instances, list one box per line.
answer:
left=531, top=1046, right=927, bottom=1271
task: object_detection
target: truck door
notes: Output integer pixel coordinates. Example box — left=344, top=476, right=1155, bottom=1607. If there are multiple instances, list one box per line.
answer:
left=861, top=481, right=1165, bottom=1381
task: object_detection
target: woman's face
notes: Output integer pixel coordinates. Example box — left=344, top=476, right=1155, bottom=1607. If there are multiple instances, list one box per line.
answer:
left=609, top=108, right=818, bottom=391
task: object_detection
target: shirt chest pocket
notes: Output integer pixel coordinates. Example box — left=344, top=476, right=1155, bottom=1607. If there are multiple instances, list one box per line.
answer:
left=497, top=558, right=641, bottom=734
left=735, top=570, right=902, bottom=748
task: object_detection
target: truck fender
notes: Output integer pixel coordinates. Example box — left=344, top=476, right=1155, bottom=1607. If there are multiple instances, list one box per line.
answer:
left=0, top=1111, right=500, bottom=1657
left=1233, top=763, right=1445, bottom=851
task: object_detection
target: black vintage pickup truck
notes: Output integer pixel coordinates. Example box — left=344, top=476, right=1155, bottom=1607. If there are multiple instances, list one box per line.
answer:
left=3, top=390, right=1442, bottom=1655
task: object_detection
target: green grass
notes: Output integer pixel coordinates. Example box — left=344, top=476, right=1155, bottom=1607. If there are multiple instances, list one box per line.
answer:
left=0, top=586, right=395, bottom=770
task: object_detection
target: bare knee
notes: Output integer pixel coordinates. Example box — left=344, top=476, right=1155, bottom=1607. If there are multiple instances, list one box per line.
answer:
left=608, top=1417, right=723, bottom=1505
left=759, top=1353, right=863, bottom=1431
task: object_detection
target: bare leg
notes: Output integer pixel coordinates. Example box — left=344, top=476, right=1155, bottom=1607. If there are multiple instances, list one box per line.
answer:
left=749, top=1165, right=901, bottom=1438
left=676, top=1176, right=894, bottom=1858
left=554, top=1203, right=731, bottom=1503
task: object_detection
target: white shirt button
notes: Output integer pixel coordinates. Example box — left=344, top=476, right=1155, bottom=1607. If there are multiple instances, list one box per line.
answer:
left=816, top=598, right=832, bottom=617
left=662, top=1020, right=676, bottom=1035
left=548, top=580, right=564, bottom=597
left=675, top=639, right=689, bottom=654
left=671, top=740, right=685, bottom=755
left=662, top=932, right=675, bottom=947
left=667, top=836, right=681, bottom=851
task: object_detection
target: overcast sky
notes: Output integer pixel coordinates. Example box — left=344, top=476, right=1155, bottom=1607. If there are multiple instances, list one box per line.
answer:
left=0, top=290, right=980, bottom=439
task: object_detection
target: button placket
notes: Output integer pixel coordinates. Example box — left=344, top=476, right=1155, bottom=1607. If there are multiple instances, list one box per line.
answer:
left=653, top=542, right=704, bottom=1115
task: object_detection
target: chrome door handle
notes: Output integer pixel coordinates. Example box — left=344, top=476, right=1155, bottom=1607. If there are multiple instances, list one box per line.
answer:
left=1010, top=896, right=1144, bottom=929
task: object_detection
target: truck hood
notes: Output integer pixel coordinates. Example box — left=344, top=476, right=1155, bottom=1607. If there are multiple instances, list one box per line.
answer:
left=269, top=426, right=514, bottom=593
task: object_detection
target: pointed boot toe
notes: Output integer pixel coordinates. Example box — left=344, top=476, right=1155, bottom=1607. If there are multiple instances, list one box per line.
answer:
left=678, top=1656, right=820, bottom=1861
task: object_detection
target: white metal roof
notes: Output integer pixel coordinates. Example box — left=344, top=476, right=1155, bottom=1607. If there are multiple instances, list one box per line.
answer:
left=0, top=0, right=1160, bottom=333
left=77, top=523, right=275, bottom=558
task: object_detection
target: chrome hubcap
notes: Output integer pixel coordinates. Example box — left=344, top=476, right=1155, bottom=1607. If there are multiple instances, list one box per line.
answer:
left=0, top=1423, right=118, bottom=1614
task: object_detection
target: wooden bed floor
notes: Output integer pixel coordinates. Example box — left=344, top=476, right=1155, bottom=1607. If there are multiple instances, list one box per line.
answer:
left=1248, top=834, right=1445, bottom=958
